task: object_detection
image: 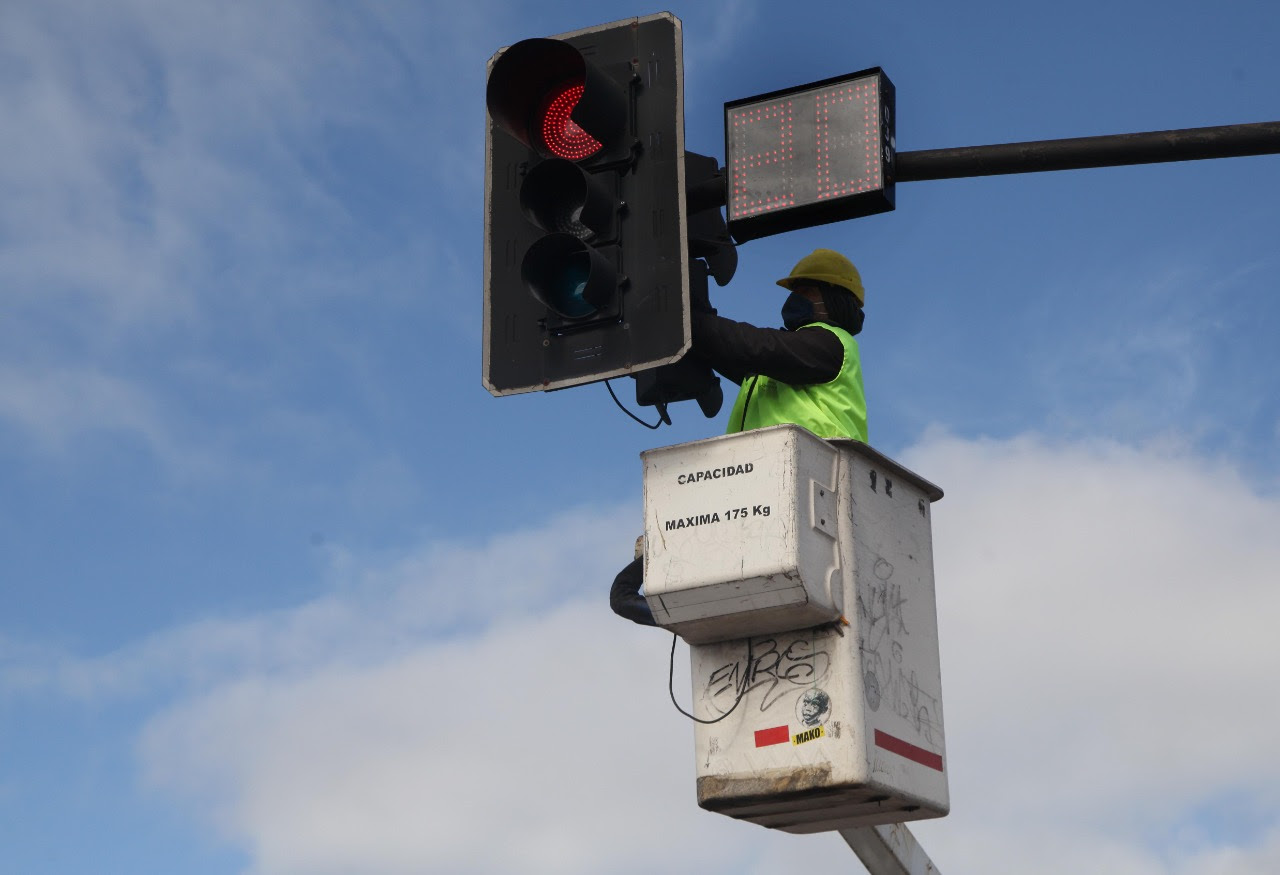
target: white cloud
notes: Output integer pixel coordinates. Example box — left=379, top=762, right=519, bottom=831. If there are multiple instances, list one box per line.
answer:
left=137, top=598, right=853, bottom=875
left=0, top=0, right=479, bottom=344
left=1, top=1, right=213, bottom=326
left=142, top=604, right=684, bottom=874
left=0, top=365, right=223, bottom=476
left=0, top=0, right=502, bottom=477
left=3, top=503, right=642, bottom=700
left=903, top=432, right=1280, bottom=871
left=105, top=432, right=1280, bottom=873
left=1014, top=254, right=1278, bottom=465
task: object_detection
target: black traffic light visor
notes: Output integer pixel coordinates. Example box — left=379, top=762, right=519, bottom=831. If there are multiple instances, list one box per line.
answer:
left=521, top=233, right=618, bottom=320
left=520, top=158, right=617, bottom=240
left=486, top=38, right=627, bottom=160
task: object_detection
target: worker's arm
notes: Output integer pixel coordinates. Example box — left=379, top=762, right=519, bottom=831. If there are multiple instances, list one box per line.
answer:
left=609, top=557, right=657, bottom=626
left=692, top=312, right=843, bottom=385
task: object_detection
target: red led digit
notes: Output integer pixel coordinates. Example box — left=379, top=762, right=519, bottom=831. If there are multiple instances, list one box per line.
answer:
left=808, top=80, right=882, bottom=200
left=726, top=99, right=796, bottom=218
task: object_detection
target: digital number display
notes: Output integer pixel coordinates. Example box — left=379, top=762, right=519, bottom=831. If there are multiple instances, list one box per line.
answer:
left=724, top=68, right=895, bottom=242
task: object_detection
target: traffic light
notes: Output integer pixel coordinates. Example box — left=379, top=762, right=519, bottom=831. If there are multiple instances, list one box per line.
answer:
left=483, top=13, right=691, bottom=397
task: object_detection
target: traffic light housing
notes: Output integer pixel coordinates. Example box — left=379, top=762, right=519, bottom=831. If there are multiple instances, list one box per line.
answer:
left=483, top=13, right=691, bottom=396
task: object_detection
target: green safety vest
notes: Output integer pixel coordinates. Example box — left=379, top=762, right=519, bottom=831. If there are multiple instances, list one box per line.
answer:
left=726, top=323, right=867, bottom=441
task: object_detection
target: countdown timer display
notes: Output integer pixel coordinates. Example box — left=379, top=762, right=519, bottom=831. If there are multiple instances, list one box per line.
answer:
left=725, top=68, right=895, bottom=242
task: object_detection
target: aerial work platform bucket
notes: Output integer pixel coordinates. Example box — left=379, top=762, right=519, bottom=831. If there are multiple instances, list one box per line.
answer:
left=642, top=425, right=949, bottom=832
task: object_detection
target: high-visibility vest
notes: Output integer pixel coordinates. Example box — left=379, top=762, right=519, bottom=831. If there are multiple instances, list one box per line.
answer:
left=725, top=323, right=867, bottom=441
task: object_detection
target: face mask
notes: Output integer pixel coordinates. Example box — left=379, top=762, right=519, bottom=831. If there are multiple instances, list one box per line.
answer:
left=781, top=292, right=815, bottom=330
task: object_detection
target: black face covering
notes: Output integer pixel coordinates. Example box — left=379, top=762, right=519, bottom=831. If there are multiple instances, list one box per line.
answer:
left=781, top=292, right=816, bottom=330
left=781, top=285, right=864, bottom=334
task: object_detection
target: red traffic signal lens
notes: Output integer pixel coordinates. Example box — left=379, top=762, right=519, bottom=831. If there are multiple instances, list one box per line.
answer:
left=537, top=82, right=602, bottom=161
left=486, top=38, right=626, bottom=162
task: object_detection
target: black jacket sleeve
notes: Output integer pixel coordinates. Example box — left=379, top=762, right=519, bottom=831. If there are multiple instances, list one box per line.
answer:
left=692, top=312, right=844, bottom=386
left=609, top=557, right=657, bottom=626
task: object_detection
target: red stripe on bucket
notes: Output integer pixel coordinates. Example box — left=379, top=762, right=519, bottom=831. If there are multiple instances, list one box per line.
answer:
left=874, top=729, right=944, bottom=771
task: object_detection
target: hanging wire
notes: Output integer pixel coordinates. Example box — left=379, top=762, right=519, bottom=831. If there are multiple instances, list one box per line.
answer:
left=667, top=633, right=753, bottom=725
left=605, top=379, right=662, bottom=429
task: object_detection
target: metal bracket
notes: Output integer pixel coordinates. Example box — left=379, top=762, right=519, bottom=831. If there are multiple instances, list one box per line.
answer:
left=811, top=479, right=838, bottom=538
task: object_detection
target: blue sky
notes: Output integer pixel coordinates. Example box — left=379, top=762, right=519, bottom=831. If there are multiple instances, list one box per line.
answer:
left=2, top=1, right=1279, bottom=872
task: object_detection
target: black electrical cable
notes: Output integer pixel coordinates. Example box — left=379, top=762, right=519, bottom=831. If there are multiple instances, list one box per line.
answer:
left=605, top=379, right=662, bottom=429
left=734, top=375, right=759, bottom=432
left=667, top=633, right=753, bottom=725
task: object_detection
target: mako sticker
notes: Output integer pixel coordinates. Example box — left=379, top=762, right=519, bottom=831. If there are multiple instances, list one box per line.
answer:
left=792, top=725, right=825, bottom=746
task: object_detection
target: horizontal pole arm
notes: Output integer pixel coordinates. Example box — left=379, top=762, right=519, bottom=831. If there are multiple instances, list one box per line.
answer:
left=895, top=120, right=1280, bottom=182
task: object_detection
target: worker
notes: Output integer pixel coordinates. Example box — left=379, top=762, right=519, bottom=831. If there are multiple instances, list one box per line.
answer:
left=693, top=247, right=867, bottom=441
left=609, top=249, right=868, bottom=626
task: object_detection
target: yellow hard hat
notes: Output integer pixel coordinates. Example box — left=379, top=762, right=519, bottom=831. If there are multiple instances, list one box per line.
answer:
left=776, top=248, right=864, bottom=305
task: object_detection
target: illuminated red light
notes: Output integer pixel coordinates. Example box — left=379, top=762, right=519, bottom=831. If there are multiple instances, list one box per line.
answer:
left=537, top=82, right=602, bottom=161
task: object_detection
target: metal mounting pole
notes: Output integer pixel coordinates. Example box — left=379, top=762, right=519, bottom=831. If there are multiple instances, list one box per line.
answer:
left=840, top=823, right=940, bottom=875
left=895, top=120, right=1280, bottom=181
